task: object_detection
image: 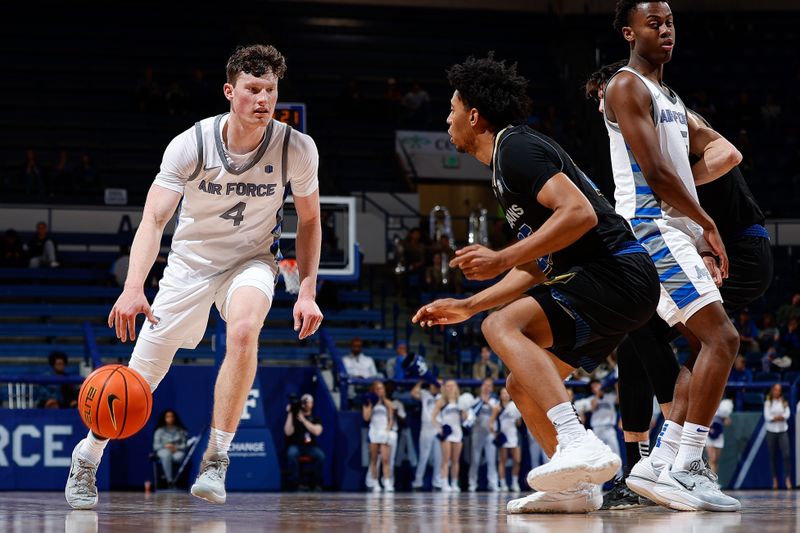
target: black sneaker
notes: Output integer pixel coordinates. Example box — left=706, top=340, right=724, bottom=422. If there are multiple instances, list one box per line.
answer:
left=601, top=477, right=651, bottom=510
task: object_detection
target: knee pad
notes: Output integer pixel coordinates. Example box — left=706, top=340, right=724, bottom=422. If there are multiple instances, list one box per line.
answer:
left=128, top=337, right=180, bottom=392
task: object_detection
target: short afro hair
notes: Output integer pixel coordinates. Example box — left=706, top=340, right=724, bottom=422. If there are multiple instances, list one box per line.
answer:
left=613, top=1, right=670, bottom=34
left=226, top=44, right=287, bottom=85
left=584, top=60, right=627, bottom=99
left=446, top=52, right=531, bottom=130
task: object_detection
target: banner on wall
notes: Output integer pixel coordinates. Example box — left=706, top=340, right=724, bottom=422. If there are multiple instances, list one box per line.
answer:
left=0, top=409, right=110, bottom=490
left=395, top=130, right=492, bottom=181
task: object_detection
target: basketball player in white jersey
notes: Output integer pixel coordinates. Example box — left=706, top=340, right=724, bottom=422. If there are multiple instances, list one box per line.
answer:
left=65, top=45, right=323, bottom=509
left=411, top=379, right=444, bottom=490
left=468, top=378, right=499, bottom=492
left=604, top=1, right=740, bottom=511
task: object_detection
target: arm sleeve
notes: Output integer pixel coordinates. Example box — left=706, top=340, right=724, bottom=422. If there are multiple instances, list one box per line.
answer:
left=498, top=134, right=563, bottom=199
left=153, top=126, right=198, bottom=194
left=784, top=404, right=791, bottom=420
left=287, top=131, right=319, bottom=197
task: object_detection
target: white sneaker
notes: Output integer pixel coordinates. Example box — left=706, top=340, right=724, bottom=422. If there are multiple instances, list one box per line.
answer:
left=468, top=483, right=477, bottom=493
left=498, top=481, right=509, bottom=492
left=190, top=453, right=229, bottom=504
left=526, top=431, right=620, bottom=492
left=654, top=462, right=741, bottom=512
left=511, top=480, right=521, bottom=493
left=383, top=478, right=395, bottom=493
left=440, top=483, right=452, bottom=493
left=450, top=483, right=461, bottom=493
left=371, top=482, right=382, bottom=493
left=507, top=483, right=602, bottom=514
left=65, top=440, right=99, bottom=510
left=626, top=455, right=672, bottom=507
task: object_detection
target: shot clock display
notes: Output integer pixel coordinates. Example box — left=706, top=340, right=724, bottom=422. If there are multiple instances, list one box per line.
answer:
left=274, top=102, right=306, bottom=133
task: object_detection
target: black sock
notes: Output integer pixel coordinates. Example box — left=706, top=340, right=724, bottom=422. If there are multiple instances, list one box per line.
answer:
left=624, top=441, right=642, bottom=478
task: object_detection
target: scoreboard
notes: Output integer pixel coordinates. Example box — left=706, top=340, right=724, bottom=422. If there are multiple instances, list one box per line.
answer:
left=274, top=102, right=306, bottom=133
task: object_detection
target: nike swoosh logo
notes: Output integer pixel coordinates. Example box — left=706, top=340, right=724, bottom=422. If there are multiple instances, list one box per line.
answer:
left=203, top=164, right=222, bottom=171
left=696, top=428, right=709, bottom=433
left=108, top=394, right=120, bottom=431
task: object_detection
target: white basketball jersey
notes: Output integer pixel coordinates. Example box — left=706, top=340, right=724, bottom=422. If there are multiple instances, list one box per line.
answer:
left=604, top=67, right=694, bottom=222
left=154, top=114, right=318, bottom=279
left=370, top=402, right=389, bottom=431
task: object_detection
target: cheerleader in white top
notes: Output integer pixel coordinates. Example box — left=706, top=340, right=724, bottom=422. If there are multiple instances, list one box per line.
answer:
left=431, top=380, right=465, bottom=492
left=362, top=380, right=394, bottom=492
left=705, top=397, right=733, bottom=474
left=764, top=383, right=792, bottom=490
left=490, top=387, right=522, bottom=492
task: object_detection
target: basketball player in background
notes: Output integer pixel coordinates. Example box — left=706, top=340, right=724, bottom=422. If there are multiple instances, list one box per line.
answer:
left=585, top=59, right=771, bottom=509
left=65, top=44, right=323, bottom=509
left=413, top=53, right=661, bottom=513
left=602, top=0, right=741, bottom=511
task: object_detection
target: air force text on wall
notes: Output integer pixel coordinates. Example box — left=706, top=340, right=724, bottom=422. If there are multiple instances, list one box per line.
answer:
left=0, top=423, right=73, bottom=467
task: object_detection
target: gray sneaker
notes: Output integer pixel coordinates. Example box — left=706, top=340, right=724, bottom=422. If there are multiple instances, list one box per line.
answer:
left=654, top=461, right=741, bottom=512
left=65, top=439, right=99, bottom=510
left=191, top=453, right=229, bottom=504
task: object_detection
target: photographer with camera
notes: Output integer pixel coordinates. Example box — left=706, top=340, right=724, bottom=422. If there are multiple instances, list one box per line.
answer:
left=284, top=393, right=325, bottom=490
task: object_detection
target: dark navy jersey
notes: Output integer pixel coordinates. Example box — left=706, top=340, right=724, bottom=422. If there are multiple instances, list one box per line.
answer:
left=490, top=125, right=642, bottom=277
left=695, top=166, right=765, bottom=241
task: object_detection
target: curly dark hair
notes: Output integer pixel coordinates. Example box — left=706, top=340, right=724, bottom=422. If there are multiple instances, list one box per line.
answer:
left=446, top=52, right=531, bottom=130
left=584, top=60, right=628, bottom=99
left=156, top=409, right=186, bottom=430
left=226, top=44, right=287, bottom=85
left=613, top=1, right=669, bottom=34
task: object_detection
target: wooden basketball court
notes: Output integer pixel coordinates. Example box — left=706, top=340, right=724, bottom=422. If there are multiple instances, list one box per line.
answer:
left=1, top=491, right=796, bottom=532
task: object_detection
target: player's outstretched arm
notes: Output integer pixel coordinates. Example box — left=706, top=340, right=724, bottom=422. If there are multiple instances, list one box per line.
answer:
left=686, top=112, right=742, bottom=185
left=293, top=190, right=324, bottom=339
left=606, top=73, right=728, bottom=277
left=412, top=262, right=544, bottom=327
left=109, top=184, right=181, bottom=342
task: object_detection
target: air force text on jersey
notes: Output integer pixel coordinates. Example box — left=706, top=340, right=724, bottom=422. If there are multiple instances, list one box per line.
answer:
left=198, top=179, right=278, bottom=197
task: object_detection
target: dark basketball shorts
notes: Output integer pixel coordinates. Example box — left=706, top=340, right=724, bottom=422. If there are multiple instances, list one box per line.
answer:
left=527, top=251, right=660, bottom=372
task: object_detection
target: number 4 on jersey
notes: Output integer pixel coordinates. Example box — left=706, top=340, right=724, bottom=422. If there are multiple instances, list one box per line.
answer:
left=220, top=202, right=246, bottom=226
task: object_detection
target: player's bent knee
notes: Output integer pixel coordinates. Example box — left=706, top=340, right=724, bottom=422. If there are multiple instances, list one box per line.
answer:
left=481, top=313, right=506, bottom=347
left=226, top=320, right=262, bottom=348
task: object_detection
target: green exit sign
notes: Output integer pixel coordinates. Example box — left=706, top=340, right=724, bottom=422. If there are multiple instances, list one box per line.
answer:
left=443, top=155, right=460, bottom=169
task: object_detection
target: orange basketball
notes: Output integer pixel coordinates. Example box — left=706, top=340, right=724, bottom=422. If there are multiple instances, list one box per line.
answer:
left=77, top=364, right=152, bottom=439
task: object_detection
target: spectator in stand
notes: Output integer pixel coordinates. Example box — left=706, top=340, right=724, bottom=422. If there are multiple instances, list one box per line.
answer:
left=0, top=229, right=26, bottom=267
left=760, top=93, right=782, bottom=130
left=77, top=153, right=98, bottom=190
left=734, top=309, right=760, bottom=354
left=165, top=81, right=187, bottom=116
left=27, top=221, right=58, bottom=268
left=135, top=65, right=162, bottom=112
left=401, top=81, right=430, bottom=127
left=403, top=228, right=426, bottom=282
left=759, top=312, right=781, bottom=353
left=153, top=409, right=188, bottom=487
left=779, top=318, right=800, bottom=369
left=382, top=78, right=403, bottom=123
left=23, top=148, right=46, bottom=196
left=777, top=294, right=800, bottom=327
left=38, top=351, right=78, bottom=408
left=728, top=355, right=753, bottom=383
left=342, top=337, right=378, bottom=379
left=472, top=346, right=500, bottom=381
left=52, top=150, right=73, bottom=195
left=764, top=383, right=792, bottom=490
left=385, top=342, right=407, bottom=380
left=425, top=252, right=448, bottom=293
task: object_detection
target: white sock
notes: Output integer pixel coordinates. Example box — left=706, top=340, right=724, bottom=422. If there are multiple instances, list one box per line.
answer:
left=547, top=402, right=587, bottom=445
left=648, top=420, right=682, bottom=468
left=204, top=427, right=235, bottom=458
left=673, top=422, right=709, bottom=471
left=78, top=431, right=108, bottom=465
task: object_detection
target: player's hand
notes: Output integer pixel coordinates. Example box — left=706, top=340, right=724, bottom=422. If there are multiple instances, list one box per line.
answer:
left=108, top=286, right=158, bottom=342
left=412, top=298, right=473, bottom=327
left=703, top=226, right=729, bottom=279
left=294, top=296, right=323, bottom=340
left=449, top=244, right=508, bottom=281
left=702, top=255, right=723, bottom=287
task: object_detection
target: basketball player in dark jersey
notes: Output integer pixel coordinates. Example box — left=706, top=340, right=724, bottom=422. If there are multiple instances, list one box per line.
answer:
left=412, top=53, right=660, bottom=513
left=585, top=60, right=772, bottom=509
